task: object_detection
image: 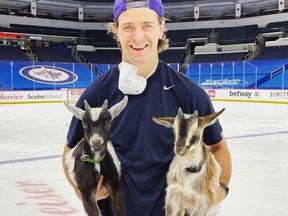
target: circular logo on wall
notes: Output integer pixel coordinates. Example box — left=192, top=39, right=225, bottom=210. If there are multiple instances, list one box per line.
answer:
left=19, top=65, right=78, bottom=85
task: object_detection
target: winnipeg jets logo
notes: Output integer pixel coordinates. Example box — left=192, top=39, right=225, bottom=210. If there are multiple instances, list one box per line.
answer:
left=20, top=65, right=78, bottom=85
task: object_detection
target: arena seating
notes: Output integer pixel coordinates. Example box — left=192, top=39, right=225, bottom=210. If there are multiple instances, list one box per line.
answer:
left=84, top=30, right=117, bottom=47
left=6, top=24, right=81, bottom=37
left=31, top=47, right=77, bottom=63
left=78, top=48, right=186, bottom=64
left=1, top=7, right=288, bottom=91
left=0, top=23, right=263, bottom=49
left=266, top=20, right=288, bottom=28
left=216, top=25, right=260, bottom=45
left=193, top=51, right=249, bottom=63
left=1, top=20, right=287, bottom=65
left=78, top=49, right=121, bottom=64
left=0, top=7, right=8, bottom=15
left=167, top=29, right=210, bottom=46
left=253, top=46, right=288, bottom=60
left=0, top=46, right=29, bottom=61
left=159, top=49, right=186, bottom=64
left=165, top=25, right=260, bottom=46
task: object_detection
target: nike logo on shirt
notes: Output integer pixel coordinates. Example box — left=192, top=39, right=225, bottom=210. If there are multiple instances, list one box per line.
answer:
left=163, top=85, right=175, bottom=90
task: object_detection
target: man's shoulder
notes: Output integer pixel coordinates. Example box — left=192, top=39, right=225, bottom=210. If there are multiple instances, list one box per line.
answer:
left=96, top=65, right=119, bottom=82
left=87, top=66, right=118, bottom=88
left=78, top=66, right=119, bottom=105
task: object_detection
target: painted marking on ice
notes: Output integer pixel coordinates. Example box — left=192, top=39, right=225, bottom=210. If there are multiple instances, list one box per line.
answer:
left=227, top=130, right=288, bottom=140
left=0, top=155, right=61, bottom=165
left=16, top=181, right=78, bottom=215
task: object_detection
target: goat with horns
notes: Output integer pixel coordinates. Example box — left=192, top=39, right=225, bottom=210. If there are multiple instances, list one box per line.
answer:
left=153, top=107, right=225, bottom=216
left=64, top=96, right=128, bottom=216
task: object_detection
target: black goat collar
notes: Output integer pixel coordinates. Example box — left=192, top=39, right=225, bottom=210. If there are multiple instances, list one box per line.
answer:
left=184, top=162, right=203, bottom=173
left=81, top=153, right=106, bottom=164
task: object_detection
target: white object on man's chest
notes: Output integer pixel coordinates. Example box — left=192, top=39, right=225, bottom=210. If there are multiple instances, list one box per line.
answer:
left=118, top=62, right=147, bottom=95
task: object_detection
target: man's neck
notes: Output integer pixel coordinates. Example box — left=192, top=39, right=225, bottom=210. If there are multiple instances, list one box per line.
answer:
left=134, top=60, right=159, bottom=78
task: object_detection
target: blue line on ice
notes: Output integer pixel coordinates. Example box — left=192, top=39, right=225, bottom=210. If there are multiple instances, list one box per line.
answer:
left=1, top=130, right=287, bottom=165
left=0, top=155, right=61, bottom=165
left=226, top=130, right=288, bottom=140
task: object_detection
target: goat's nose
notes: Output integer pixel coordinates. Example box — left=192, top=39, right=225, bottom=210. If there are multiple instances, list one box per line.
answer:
left=92, top=139, right=102, bottom=146
left=175, top=146, right=182, bottom=154
left=89, top=136, right=103, bottom=149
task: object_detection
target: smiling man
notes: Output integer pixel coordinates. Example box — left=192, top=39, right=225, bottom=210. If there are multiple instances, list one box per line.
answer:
left=62, top=1, right=232, bottom=216
left=114, top=4, right=164, bottom=77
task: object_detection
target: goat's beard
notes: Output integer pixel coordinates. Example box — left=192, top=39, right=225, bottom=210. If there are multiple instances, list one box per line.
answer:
left=89, top=142, right=106, bottom=152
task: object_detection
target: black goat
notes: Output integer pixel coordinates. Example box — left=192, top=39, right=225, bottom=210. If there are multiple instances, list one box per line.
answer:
left=64, top=96, right=128, bottom=216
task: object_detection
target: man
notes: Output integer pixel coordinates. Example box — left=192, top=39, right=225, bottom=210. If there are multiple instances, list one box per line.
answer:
left=62, top=0, right=232, bottom=215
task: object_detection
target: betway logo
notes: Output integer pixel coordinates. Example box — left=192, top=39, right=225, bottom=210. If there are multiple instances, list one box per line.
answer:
left=229, top=90, right=252, bottom=98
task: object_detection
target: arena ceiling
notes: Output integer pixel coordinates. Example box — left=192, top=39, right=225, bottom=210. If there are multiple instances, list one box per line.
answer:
left=0, top=0, right=280, bottom=21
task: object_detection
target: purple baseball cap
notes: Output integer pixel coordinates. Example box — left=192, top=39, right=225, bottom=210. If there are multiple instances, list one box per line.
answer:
left=113, top=0, right=164, bottom=21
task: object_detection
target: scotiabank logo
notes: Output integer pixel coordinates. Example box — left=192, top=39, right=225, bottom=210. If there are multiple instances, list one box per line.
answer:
left=20, top=65, right=78, bottom=85
left=208, top=89, right=216, bottom=98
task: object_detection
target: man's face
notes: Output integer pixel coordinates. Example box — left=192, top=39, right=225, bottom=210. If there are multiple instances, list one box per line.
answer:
left=116, top=7, right=164, bottom=66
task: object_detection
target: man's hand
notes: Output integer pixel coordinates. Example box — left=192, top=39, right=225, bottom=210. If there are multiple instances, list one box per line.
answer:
left=209, top=181, right=227, bottom=206
left=182, top=181, right=227, bottom=208
left=95, top=175, right=110, bottom=201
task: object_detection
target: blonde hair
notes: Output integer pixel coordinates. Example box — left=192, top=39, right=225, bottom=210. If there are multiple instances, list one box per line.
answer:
left=107, top=15, right=169, bottom=53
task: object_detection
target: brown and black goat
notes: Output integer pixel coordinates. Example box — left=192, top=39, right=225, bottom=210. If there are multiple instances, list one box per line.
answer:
left=153, top=108, right=225, bottom=216
left=64, top=96, right=128, bottom=216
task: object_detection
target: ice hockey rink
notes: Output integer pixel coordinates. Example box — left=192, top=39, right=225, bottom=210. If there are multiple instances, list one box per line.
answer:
left=0, top=101, right=287, bottom=216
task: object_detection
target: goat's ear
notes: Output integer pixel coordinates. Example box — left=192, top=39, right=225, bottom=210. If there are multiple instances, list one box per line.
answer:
left=102, top=99, right=108, bottom=109
left=178, top=107, right=183, bottom=115
left=192, top=109, right=198, bottom=117
left=109, top=95, right=128, bottom=119
left=84, top=100, right=91, bottom=112
left=152, top=117, right=175, bottom=128
left=64, top=101, right=85, bottom=120
left=203, top=108, right=225, bottom=127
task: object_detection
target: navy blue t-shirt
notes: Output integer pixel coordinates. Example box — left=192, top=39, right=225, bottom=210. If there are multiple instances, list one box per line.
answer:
left=66, top=60, right=222, bottom=216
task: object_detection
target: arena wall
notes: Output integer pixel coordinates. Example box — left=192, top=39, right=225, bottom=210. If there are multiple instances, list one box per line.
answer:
left=0, top=89, right=287, bottom=105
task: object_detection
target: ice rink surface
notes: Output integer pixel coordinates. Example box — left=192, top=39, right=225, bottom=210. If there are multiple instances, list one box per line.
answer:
left=0, top=101, right=287, bottom=216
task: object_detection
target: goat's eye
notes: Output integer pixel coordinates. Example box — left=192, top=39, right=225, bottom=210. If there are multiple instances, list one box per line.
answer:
left=105, top=121, right=111, bottom=129
left=82, top=122, right=89, bottom=130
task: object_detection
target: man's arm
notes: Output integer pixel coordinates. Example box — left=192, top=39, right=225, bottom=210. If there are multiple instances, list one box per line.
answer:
left=210, top=135, right=232, bottom=205
left=210, top=136, right=232, bottom=185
